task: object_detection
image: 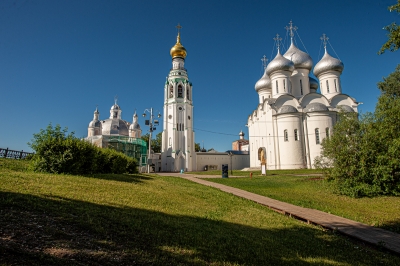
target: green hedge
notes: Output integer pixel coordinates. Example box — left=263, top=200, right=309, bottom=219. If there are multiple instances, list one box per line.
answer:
left=28, top=123, right=137, bottom=175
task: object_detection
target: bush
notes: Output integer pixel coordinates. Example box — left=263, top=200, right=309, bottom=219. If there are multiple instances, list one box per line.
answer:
left=28, top=123, right=138, bottom=175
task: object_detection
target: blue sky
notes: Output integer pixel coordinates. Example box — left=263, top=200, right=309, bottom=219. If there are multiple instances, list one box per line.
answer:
left=0, top=0, right=399, bottom=152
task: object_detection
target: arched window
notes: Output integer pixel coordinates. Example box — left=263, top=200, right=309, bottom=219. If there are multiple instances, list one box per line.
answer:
left=284, top=129, right=288, bottom=142
left=283, top=80, right=286, bottom=92
left=294, top=129, right=298, bottom=141
left=169, top=86, right=174, bottom=98
left=315, top=128, right=320, bottom=144
left=276, top=80, right=279, bottom=93
left=326, top=80, right=330, bottom=93
left=326, top=127, right=330, bottom=139
left=178, top=85, right=183, bottom=98
left=334, top=79, right=337, bottom=92
left=300, top=80, right=303, bottom=95
left=187, top=88, right=190, bottom=100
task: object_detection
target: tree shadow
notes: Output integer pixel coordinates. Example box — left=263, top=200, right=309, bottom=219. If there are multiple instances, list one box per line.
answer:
left=0, top=191, right=398, bottom=265
left=82, top=173, right=154, bottom=184
left=381, top=219, right=400, bottom=234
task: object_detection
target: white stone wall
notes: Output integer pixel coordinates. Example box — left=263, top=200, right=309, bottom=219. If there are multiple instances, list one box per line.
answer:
left=196, top=153, right=250, bottom=171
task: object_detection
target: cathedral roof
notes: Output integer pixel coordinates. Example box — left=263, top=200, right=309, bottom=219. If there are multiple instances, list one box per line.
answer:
left=304, top=102, right=329, bottom=112
left=102, top=119, right=130, bottom=136
left=277, top=105, right=298, bottom=114
left=313, top=49, right=344, bottom=77
left=336, top=105, right=354, bottom=112
left=283, top=42, right=313, bottom=70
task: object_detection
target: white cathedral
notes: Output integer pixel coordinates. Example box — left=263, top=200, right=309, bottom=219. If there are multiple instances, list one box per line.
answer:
left=248, top=22, right=359, bottom=170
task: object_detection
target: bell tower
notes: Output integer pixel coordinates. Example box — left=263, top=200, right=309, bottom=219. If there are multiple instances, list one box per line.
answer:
left=161, top=24, right=196, bottom=172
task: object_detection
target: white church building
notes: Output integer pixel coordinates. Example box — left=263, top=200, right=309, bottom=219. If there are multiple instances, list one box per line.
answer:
left=248, top=22, right=360, bottom=170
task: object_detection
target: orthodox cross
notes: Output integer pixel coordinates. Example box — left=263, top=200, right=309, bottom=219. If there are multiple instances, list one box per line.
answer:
left=285, top=20, right=298, bottom=39
left=273, top=34, right=282, bottom=51
left=321, top=33, right=329, bottom=50
left=261, top=55, right=268, bottom=70
left=176, top=23, right=182, bottom=34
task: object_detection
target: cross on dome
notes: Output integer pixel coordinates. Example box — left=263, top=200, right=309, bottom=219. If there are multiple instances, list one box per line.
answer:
left=285, top=20, right=298, bottom=40
left=321, top=33, right=329, bottom=50
left=273, top=34, right=282, bottom=52
left=261, top=55, right=268, bottom=70
left=114, top=95, right=118, bottom=105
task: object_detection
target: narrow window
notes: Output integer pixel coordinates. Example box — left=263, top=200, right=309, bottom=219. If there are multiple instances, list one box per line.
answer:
left=326, top=127, right=330, bottom=139
left=334, top=79, right=337, bottom=92
left=178, top=85, right=183, bottom=98
left=284, top=130, right=288, bottom=142
left=169, top=87, right=173, bottom=98
left=276, top=80, right=279, bottom=93
left=315, top=128, right=320, bottom=144
left=283, top=80, right=286, bottom=92
left=300, top=80, right=303, bottom=95
left=187, top=88, right=190, bottom=100
left=326, top=80, right=330, bottom=93
left=169, top=137, right=172, bottom=146
left=183, top=123, right=184, bottom=130
left=294, top=129, right=298, bottom=141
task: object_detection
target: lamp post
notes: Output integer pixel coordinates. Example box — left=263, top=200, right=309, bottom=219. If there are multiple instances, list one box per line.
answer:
left=228, top=151, right=233, bottom=175
left=142, top=108, right=161, bottom=173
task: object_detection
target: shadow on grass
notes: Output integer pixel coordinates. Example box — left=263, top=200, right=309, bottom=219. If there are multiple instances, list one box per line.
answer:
left=0, top=191, right=398, bottom=265
left=84, top=173, right=154, bottom=184
left=381, top=219, right=400, bottom=234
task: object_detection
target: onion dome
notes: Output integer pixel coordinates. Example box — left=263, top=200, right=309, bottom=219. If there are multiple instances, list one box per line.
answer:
left=309, top=77, right=318, bottom=91
left=304, top=102, right=328, bottom=112
left=283, top=43, right=313, bottom=70
left=255, top=70, right=272, bottom=92
left=170, top=32, right=187, bottom=59
left=313, top=50, right=344, bottom=77
left=129, top=111, right=141, bottom=130
left=266, top=50, right=294, bottom=76
left=277, top=105, right=298, bottom=114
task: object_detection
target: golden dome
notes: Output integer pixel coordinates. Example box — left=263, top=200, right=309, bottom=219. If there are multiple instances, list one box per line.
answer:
left=170, top=32, right=187, bottom=59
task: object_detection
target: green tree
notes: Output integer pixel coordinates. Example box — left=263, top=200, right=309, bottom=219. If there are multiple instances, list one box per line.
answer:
left=379, top=0, right=400, bottom=54
left=317, top=66, right=400, bottom=197
left=141, top=132, right=162, bottom=153
left=195, top=143, right=201, bottom=152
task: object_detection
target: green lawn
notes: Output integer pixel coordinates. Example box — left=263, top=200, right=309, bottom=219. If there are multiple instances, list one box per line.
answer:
left=1, top=159, right=399, bottom=265
left=202, top=172, right=400, bottom=234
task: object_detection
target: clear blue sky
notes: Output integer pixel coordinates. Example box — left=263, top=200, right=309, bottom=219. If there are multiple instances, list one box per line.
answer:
left=1, top=0, right=399, bottom=152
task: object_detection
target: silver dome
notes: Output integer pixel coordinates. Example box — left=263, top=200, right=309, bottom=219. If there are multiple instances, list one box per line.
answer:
left=277, top=105, right=298, bottom=114
left=129, top=122, right=141, bottom=130
left=266, top=51, right=294, bottom=76
left=309, top=76, right=318, bottom=90
left=304, top=102, right=328, bottom=112
left=313, top=50, right=344, bottom=77
left=89, top=120, right=101, bottom=128
left=283, top=43, right=313, bottom=70
left=336, top=105, right=354, bottom=112
left=111, top=104, right=120, bottom=110
left=255, top=70, right=272, bottom=92
left=102, top=118, right=129, bottom=136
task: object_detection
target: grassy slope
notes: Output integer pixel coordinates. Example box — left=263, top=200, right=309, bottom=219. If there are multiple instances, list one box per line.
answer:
left=0, top=159, right=399, bottom=265
left=203, top=172, right=400, bottom=233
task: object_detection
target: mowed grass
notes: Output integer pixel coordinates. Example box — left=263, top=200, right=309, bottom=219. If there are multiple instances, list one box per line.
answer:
left=202, top=170, right=400, bottom=233
left=0, top=159, right=399, bottom=265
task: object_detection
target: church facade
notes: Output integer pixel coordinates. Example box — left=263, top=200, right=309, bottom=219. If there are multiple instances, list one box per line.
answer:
left=247, top=22, right=359, bottom=170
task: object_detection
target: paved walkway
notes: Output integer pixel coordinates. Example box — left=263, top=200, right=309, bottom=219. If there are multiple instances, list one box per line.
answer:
left=157, top=173, right=400, bottom=255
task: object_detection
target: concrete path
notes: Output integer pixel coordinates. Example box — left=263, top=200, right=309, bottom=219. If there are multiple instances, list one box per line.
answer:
left=157, top=173, right=400, bottom=255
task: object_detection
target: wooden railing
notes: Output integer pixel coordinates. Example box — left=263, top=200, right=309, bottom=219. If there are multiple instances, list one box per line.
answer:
left=0, top=148, right=34, bottom=159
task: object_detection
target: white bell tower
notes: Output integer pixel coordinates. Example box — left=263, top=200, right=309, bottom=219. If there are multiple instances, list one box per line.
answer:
left=161, top=24, right=196, bottom=172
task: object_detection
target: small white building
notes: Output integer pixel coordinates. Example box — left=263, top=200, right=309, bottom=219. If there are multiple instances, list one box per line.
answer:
left=247, top=22, right=359, bottom=170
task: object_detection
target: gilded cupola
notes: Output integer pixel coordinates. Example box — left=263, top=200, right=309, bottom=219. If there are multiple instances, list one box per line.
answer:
left=170, top=26, right=187, bottom=59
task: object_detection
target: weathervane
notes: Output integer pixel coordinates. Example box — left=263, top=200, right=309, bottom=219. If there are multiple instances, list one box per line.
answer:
left=321, top=33, right=329, bottom=50
left=273, top=34, right=282, bottom=51
left=261, top=55, right=268, bottom=70
left=285, top=20, right=298, bottom=40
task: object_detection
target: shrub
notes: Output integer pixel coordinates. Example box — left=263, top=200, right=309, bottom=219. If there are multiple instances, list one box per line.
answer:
left=28, top=123, right=138, bottom=175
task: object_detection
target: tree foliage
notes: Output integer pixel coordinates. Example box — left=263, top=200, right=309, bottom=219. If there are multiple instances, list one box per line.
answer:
left=28, top=123, right=138, bottom=175
left=316, top=66, right=400, bottom=197
left=141, top=132, right=162, bottom=153
left=379, top=0, right=400, bottom=54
